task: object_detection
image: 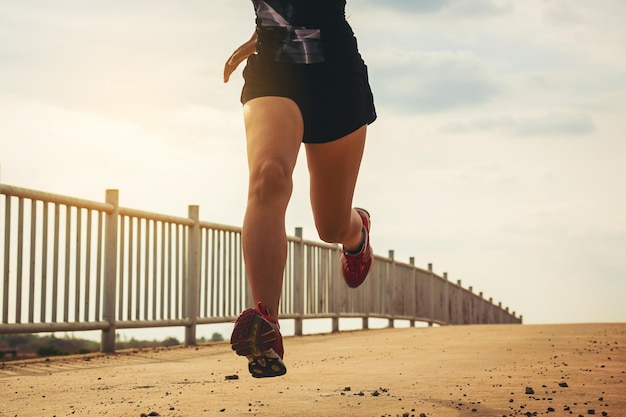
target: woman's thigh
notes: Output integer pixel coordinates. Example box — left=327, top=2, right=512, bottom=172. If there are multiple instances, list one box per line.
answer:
left=304, top=125, right=367, bottom=232
left=243, top=96, right=304, bottom=195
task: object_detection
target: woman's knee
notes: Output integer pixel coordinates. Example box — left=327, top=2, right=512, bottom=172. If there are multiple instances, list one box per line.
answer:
left=248, top=159, right=293, bottom=204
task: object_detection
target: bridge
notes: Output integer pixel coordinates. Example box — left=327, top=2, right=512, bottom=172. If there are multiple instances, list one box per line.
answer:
left=1, top=181, right=521, bottom=352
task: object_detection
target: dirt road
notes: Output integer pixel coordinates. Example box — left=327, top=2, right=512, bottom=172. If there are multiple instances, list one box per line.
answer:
left=1, top=323, right=624, bottom=417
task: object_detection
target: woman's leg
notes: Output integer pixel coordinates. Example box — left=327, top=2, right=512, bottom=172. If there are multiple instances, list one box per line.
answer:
left=305, top=126, right=368, bottom=251
left=242, top=96, right=304, bottom=317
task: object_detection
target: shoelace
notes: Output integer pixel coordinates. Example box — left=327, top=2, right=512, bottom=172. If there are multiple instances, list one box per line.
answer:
left=344, top=249, right=367, bottom=272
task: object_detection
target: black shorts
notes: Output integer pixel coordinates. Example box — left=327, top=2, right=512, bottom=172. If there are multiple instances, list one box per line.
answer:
left=240, top=53, right=377, bottom=144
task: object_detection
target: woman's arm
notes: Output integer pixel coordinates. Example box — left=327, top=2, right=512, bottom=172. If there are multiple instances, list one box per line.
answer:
left=223, top=31, right=258, bottom=83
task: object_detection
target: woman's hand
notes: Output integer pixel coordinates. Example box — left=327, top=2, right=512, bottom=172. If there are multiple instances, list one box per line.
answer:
left=224, top=31, right=258, bottom=83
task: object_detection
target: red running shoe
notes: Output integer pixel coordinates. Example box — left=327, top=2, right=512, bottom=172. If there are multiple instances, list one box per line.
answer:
left=230, top=302, right=286, bottom=378
left=341, top=208, right=373, bottom=288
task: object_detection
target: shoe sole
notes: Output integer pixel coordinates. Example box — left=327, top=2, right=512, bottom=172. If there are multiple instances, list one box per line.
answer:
left=230, top=309, right=287, bottom=378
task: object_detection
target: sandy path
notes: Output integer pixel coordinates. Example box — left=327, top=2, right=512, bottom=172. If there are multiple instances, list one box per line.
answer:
left=0, top=323, right=624, bottom=417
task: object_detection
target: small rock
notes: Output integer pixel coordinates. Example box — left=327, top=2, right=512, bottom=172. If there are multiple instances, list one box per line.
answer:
left=559, top=382, right=569, bottom=388
left=525, top=387, right=535, bottom=395
left=225, top=374, right=239, bottom=380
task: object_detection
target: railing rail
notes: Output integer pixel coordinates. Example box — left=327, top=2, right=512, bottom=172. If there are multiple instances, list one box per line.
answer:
left=1, top=182, right=521, bottom=352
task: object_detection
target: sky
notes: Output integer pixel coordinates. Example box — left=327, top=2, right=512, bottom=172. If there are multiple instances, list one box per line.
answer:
left=1, top=0, right=625, bottom=327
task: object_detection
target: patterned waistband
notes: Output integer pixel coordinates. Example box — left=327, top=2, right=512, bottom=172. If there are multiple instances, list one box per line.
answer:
left=256, top=26, right=325, bottom=64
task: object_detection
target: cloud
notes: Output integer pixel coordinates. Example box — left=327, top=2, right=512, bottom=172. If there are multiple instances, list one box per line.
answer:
left=440, top=112, right=596, bottom=137
left=543, top=3, right=587, bottom=25
left=357, top=0, right=511, bottom=16
left=357, top=0, right=452, bottom=14
left=370, top=51, right=499, bottom=112
left=0, top=0, right=248, bottom=124
left=445, top=0, right=513, bottom=16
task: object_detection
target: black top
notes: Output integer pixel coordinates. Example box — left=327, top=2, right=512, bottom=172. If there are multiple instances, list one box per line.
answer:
left=252, top=0, right=356, bottom=64
left=253, top=0, right=347, bottom=29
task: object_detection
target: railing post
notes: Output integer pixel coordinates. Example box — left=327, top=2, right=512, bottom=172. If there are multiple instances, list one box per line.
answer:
left=428, top=263, right=434, bottom=326
left=443, top=272, right=450, bottom=325
left=185, top=205, right=200, bottom=346
left=457, top=279, right=465, bottom=324
left=101, top=189, right=119, bottom=353
left=478, top=291, right=485, bottom=324
left=409, top=257, right=416, bottom=327
left=387, top=250, right=395, bottom=328
left=331, top=315, right=340, bottom=333
left=293, top=227, right=304, bottom=336
left=467, top=285, right=474, bottom=324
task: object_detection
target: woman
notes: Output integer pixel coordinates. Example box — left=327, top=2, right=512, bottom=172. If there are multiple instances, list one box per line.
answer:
left=224, top=0, right=376, bottom=378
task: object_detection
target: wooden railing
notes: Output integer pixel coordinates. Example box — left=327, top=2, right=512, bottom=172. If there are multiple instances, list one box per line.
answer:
left=0, top=183, right=521, bottom=352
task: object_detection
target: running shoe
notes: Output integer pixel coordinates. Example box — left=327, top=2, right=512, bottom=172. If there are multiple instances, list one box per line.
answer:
left=341, top=208, right=373, bottom=288
left=230, top=302, right=286, bottom=378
